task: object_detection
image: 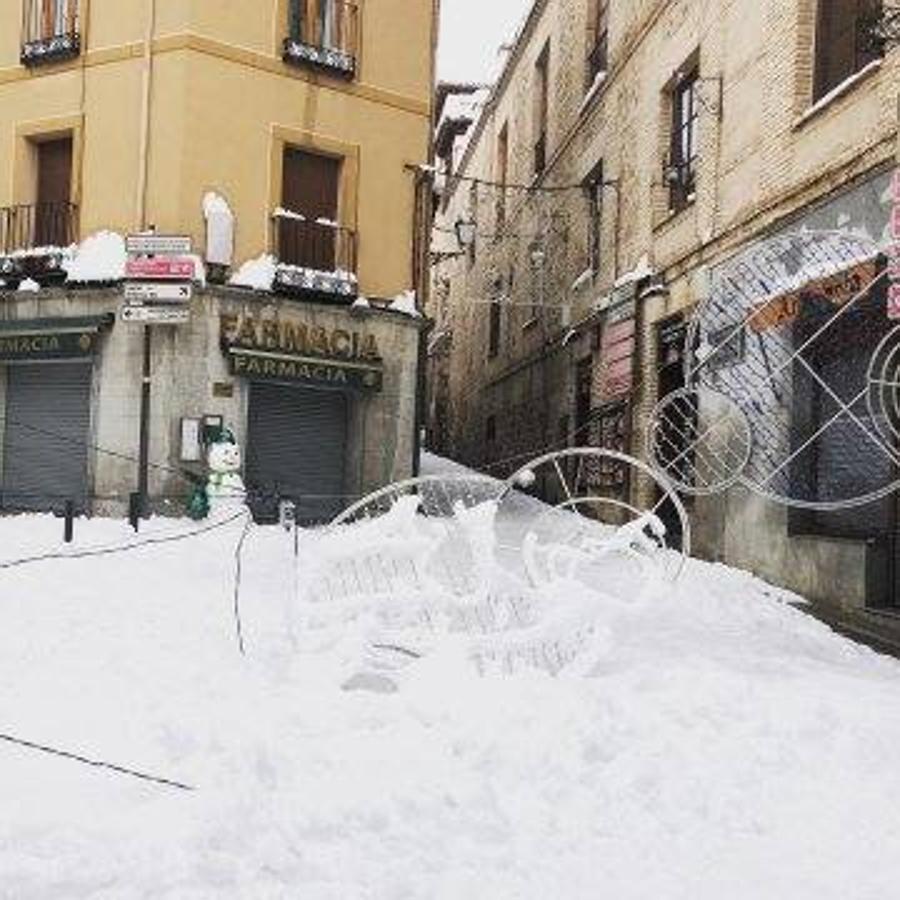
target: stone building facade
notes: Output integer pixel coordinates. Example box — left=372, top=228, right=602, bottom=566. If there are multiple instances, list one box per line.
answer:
left=429, top=0, right=900, bottom=614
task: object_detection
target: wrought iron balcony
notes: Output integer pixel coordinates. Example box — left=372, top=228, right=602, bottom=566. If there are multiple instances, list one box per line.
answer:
left=283, top=0, right=358, bottom=78
left=0, top=202, right=78, bottom=285
left=21, top=0, right=81, bottom=66
left=272, top=212, right=358, bottom=301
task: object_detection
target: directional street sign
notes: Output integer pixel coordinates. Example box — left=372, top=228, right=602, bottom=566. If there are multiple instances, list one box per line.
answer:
left=124, top=282, right=193, bottom=302
left=121, top=304, right=190, bottom=324
left=125, top=257, right=195, bottom=280
left=126, top=234, right=193, bottom=256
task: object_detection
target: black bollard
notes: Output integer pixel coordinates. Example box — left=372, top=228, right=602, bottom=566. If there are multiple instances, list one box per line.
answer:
left=63, top=500, right=75, bottom=544
left=128, top=492, right=141, bottom=533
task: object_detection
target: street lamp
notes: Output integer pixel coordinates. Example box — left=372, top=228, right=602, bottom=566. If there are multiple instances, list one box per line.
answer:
left=454, top=218, right=477, bottom=249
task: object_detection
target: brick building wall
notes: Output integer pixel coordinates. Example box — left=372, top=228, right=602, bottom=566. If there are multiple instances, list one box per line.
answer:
left=429, top=0, right=899, bottom=524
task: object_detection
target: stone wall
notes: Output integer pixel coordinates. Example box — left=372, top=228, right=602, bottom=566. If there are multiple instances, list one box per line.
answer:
left=0, top=285, right=421, bottom=517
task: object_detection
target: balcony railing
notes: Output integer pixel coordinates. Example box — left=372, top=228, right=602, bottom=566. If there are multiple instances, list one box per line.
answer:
left=0, top=202, right=78, bottom=284
left=21, top=0, right=81, bottom=66
left=1, top=202, right=78, bottom=254
left=283, top=0, right=358, bottom=78
left=272, top=212, right=358, bottom=301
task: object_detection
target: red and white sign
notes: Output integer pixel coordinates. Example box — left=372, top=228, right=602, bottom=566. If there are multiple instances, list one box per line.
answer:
left=125, top=257, right=195, bottom=280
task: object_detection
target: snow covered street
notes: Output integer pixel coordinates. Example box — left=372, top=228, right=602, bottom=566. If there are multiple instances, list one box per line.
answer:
left=3, top=495, right=900, bottom=898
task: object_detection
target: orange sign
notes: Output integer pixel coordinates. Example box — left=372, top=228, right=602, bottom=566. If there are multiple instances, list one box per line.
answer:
left=748, top=260, right=878, bottom=333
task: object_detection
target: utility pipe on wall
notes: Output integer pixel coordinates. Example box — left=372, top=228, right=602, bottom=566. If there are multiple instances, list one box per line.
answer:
left=136, top=0, right=156, bottom=230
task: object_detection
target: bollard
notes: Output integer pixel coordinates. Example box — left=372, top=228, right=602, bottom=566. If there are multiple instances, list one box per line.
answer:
left=128, top=492, right=141, bottom=533
left=63, top=500, right=75, bottom=544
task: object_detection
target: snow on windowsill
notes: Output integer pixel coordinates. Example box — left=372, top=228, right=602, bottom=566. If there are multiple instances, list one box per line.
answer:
left=388, top=290, right=421, bottom=317
left=229, top=254, right=277, bottom=291
left=578, top=70, right=607, bottom=116
left=793, top=60, right=883, bottom=130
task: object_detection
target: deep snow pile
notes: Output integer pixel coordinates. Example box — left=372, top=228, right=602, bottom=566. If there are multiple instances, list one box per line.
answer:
left=2, top=497, right=900, bottom=897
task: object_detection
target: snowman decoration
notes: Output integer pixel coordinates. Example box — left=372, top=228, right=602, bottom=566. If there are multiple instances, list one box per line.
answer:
left=206, top=429, right=246, bottom=513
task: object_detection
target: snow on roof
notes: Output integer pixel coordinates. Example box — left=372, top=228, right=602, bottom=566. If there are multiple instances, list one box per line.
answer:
left=63, top=231, right=126, bottom=284
left=228, top=254, right=276, bottom=291
left=388, top=289, right=421, bottom=317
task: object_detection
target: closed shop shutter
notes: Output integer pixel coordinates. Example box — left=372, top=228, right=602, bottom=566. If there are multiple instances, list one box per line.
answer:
left=2, top=362, right=92, bottom=512
left=245, top=381, right=348, bottom=523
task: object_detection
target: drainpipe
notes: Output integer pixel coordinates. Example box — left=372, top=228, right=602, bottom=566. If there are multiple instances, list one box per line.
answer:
left=134, top=0, right=156, bottom=521
left=136, top=0, right=156, bottom=230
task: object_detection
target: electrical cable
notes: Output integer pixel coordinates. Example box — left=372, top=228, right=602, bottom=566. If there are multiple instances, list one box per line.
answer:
left=0, top=509, right=248, bottom=571
left=232, top=513, right=253, bottom=656
left=0, top=731, right=194, bottom=792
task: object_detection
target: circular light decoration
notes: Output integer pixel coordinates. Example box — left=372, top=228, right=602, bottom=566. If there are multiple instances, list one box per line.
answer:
left=867, top=325, right=900, bottom=446
left=504, top=448, right=691, bottom=588
left=647, top=388, right=752, bottom=495
left=684, top=229, right=895, bottom=510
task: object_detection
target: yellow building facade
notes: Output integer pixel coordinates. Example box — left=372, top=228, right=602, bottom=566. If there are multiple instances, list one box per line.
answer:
left=0, top=0, right=439, bottom=522
left=0, top=0, right=438, bottom=299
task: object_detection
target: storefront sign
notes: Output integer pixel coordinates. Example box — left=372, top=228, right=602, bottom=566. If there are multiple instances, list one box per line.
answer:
left=220, top=314, right=381, bottom=363
left=0, top=329, right=98, bottom=361
left=220, top=313, right=383, bottom=392
left=228, top=349, right=382, bottom=391
left=749, top=259, right=878, bottom=332
left=598, top=317, right=635, bottom=402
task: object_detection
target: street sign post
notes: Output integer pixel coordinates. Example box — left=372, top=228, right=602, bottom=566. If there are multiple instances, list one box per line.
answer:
left=125, top=257, right=195, bottom=280
left=124, top=282, right=193, bottom=302
left=121, top=304, right=191, bottom=324
left=126, top=234, right=192, bottom=256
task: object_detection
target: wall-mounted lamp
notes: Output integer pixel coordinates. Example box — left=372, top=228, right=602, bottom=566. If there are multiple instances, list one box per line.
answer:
left=455, top=218, right=478, bottom=249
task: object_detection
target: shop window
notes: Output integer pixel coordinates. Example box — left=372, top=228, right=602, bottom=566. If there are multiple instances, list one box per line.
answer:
left=21, top=0, right=80, bottom=66
left=666, top=64, right=699, bottom=212
left=813, top=0, right=883, bottom=102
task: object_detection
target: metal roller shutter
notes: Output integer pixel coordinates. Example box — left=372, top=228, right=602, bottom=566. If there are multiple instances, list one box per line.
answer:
left=2, top=362, right=92, bottom=513
left=245, top=381, right=348, bottom=523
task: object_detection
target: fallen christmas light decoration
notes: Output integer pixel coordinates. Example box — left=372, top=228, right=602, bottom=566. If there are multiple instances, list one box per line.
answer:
left=647, top=387, right=752, bottom=496
left=507, top=448, right=691, bottom=589
left=311, top=452, right=690, bottom=677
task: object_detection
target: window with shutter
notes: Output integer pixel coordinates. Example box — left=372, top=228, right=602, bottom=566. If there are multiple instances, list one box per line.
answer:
left=813, top=0, right=883, bottom=101
left=279, top=147, right=341, bottom=271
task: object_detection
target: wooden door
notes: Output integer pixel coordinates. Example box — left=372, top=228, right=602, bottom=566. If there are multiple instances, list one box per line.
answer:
left=35, top=137, right=72, bottom=247
left=281, top=147, right=340, bottom=271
